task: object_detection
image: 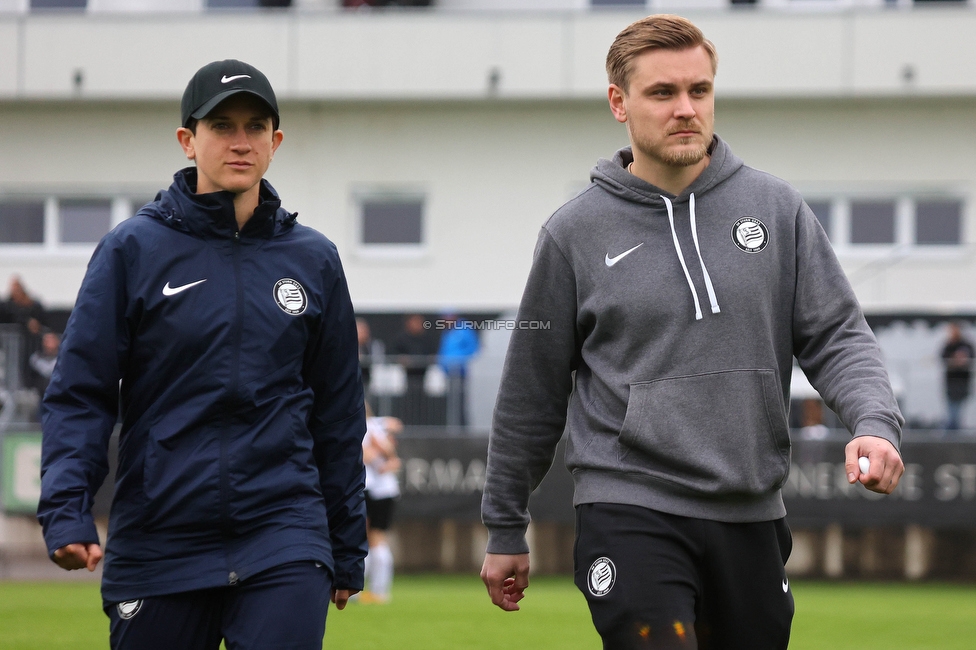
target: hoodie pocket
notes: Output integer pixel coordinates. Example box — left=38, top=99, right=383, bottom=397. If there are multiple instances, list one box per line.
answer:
left=618, top=369, right=790, bottom=496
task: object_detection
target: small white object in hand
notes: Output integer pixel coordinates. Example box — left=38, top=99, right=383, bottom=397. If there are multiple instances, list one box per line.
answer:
left=858, top=456, right=870, bottom=475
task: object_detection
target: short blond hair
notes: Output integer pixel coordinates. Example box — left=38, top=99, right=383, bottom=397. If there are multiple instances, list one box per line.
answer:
left=606, top=14, right=718, bottom=91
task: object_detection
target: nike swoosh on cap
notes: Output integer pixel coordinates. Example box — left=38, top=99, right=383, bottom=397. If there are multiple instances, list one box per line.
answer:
left=605, top=242, right=645, bottom=267
left=162, top=279, right=207, bottom=296
left=221, top=74, right=251, bottom=84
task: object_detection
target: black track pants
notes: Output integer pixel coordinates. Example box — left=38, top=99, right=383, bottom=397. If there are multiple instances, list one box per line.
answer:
left=574, top=503, right=794, bottom=650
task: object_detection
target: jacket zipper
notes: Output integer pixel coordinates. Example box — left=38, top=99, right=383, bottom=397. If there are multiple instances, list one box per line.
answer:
left=222, top=229, right=244, bottom=585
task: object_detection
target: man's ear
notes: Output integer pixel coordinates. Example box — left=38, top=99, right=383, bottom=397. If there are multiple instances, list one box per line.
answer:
left=608, top=84, right=628, bottom=124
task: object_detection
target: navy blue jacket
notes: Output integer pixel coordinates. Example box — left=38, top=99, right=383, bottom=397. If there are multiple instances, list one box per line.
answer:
left=38, top=168, right=367, bottom=603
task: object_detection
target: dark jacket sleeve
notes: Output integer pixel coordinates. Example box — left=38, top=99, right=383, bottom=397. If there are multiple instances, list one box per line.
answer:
left=38, top=234, right=128, bottom=557
left=303, top=253, right=367, bottom=591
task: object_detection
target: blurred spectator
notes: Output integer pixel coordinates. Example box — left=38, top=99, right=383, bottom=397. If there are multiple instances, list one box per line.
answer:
left=357, top=317, right=373, bottom=393
left=357, top=316, right=393, bottom=413
left=361, top=406, right=402, bottom=604
left=799, top=398, right=829, bottom=440
left=1, top=275, right=46, bottom=337
left=437, top=314, right=480, bottom=373
left=390, top=314, right=436, bottom=359
left=389, top=314, right=439, bottom=424
left=941, top=321, right=975, bottom=431
left=28, top=331, right=60, bottom=392
left=357, top=317, right=373, bottom=359
left=0, top=275, right=48, bottom=382
left=28, top=331, right=60, bottom=421
left=438, top=313, right=480, bottom=426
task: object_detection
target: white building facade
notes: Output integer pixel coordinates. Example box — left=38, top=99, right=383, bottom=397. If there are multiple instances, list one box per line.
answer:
left=1, top=4, right=975, bottom=315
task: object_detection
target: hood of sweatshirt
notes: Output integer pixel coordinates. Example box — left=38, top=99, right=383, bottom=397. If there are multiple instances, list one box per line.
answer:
left=586, top=136, right=745, bottom=322
left=590, top=135, right=744, bottom=206
left=139, top=167, right=298, bottom=240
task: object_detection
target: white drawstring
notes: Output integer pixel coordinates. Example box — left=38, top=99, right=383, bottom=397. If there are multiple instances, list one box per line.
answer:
left=663, top=196, right=703, bottom=321
left=689, top=193, right=721, bottom=315
left=663, top=194, right=721, bottom=321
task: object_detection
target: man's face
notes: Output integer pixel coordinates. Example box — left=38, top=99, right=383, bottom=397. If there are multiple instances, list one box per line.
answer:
left=357, top=321, right=371, bottom=346
left=10, top=278, right=28, bottom=304
left=610, top=46, right=715, bottom=169
left=948, top=323, right=962, bottom=342
left=406, top=315, right=425, bottom=335
left=42, top=332, right=60, bottom=356
left=177, top=94, right=282, bottom=195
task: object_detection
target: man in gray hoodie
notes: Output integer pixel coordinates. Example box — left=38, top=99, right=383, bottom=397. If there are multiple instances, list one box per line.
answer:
left=480, top=14, right=904, bottom=650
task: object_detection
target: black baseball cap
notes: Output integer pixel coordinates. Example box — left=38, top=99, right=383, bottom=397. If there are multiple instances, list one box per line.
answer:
left=181, top=59, right=280, bottom=130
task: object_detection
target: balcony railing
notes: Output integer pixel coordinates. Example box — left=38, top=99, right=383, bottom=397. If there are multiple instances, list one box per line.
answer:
left=3, top=325, right=973, bottom=436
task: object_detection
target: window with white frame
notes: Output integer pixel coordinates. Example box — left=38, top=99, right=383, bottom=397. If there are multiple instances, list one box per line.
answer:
left=806, top=199, right=832, bottom=241
left=30, top=0, right=87, bottom=8
left=59, top=199, right=112, bottom=244
left=0, top=195, right=149, bottom=249
left=803, top=195, right=964, bottom=249
left=850, top=200, right=897, bottom=245
left=0, top=201, right=45, bottom=243
left=206, top=0, right=291, bottom=7
left=915, top=199, right=962, bottom=245
left=359, top=195, right=425, bottom=247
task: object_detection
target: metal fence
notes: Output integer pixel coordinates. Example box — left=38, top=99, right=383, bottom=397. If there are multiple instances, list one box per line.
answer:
left=4, top=323, right=976, bottom=433
left=0, top=325, right=24, bottom=392
left=361, top=354, right=467, bottom=428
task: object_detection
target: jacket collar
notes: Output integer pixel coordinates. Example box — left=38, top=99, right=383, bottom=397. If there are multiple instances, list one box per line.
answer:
left=158, top=167, right=284, bottom=240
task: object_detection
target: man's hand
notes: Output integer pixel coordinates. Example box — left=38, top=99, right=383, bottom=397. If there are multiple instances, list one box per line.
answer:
left=331, top=588, right=359, bottom=610
left=846, top=435, right=904, bottom=494
left=52, top=543, right=103, bottom=572
left=481, top=553, right=530, bottom=612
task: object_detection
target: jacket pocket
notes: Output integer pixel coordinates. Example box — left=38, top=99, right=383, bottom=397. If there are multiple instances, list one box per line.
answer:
left=142, top=422, right=221, bottom=531
left=618, top=369, right=790, bottom=496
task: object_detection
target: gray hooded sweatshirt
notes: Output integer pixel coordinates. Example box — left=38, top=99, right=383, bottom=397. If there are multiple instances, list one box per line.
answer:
left=482, top=136, right=904, bottom=555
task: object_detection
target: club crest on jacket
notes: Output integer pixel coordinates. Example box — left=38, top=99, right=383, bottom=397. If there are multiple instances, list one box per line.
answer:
left=274, top=278, right=308, bottom=315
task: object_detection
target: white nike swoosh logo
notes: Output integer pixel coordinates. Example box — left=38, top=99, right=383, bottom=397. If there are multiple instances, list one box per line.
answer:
left=782, top=578, right=789, bottom=593
left=162, top=279, right=207, bottom=296
left=221, top=74, right=251, bottom=84
left=605, top=242, right=644, bottom=267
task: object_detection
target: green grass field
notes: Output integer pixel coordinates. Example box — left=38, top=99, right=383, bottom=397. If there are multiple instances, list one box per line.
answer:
left=1, top=576, right=974, bottom=649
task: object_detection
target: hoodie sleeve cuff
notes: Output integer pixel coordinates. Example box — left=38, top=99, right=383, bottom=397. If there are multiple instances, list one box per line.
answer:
left=852, top=417, right=902, bottom=453
left=485, top=526, right=530, bottom=555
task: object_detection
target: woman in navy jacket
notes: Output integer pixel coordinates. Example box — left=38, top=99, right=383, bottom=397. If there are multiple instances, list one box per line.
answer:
left=37, top=60, right=367, bottom=650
